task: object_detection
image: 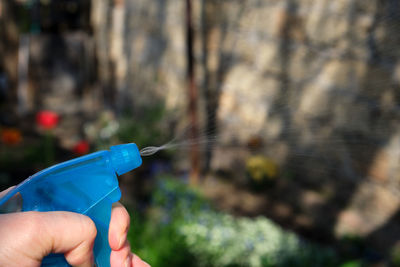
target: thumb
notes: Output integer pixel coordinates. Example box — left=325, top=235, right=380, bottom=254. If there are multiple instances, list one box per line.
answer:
left=0, top=211, right=97, bottom=267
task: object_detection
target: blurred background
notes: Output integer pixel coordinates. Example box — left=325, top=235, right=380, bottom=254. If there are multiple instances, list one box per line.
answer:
left=1, top=0, right=400, bottom=266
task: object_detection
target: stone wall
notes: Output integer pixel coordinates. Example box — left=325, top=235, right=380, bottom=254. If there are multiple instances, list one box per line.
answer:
left=98, top=0, right=400, bottom=253
left=91, top=0, right=188, bottom=114
left=202, top=0, right=400, bottom=253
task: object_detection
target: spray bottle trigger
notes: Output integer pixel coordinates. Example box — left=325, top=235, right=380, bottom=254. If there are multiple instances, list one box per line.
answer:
left=40, top=187, right=121, bottom=267
left=86, top=186, right=121, bottom=267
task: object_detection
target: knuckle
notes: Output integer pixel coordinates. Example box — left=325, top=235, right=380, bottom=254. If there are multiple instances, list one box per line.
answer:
left=65, top=252, right=90, bottom=266
left=81, top=215, right=97, bottom=240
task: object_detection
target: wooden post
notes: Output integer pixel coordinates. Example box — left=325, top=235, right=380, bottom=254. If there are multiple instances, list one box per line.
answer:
left=110, top=0, right=126, bottom=112
left=186, top=0, right=200, bottom=184
left=90, top=0, right=113, bottom=108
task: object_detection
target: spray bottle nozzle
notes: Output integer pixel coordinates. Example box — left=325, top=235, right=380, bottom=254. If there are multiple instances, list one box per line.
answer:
left=110, top=143, right=142, bottom=175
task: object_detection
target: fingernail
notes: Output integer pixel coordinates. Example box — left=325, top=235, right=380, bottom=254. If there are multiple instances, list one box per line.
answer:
left=119, top=235, right=126, bottom=249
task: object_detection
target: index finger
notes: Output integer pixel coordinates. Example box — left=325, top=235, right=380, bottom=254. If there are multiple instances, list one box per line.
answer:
left=109, top=202, right=131, bottom=251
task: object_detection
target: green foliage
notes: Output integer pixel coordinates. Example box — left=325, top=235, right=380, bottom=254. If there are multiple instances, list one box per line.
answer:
left=0, top=140, right=47, bottom=170
left=178, top=205, right=336, bottom=267
left=128, top=177, right=338, bottom=267
left=391, top=245, right=400, bottom=267
left=128, top=177, right=205, bottom=266
left=129, top=211, right=196, bottom=267
left=338, top=233, right=366, bottom=262
left=117, top=104, right=167, bottom=148
left=86, top=104, right=169, bottom=151
left=339, top=260, right=362, bottom=267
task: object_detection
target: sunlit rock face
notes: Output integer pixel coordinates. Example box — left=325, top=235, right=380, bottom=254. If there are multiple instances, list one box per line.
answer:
left=192, top=0, right=400, bottom=249
left=103, top=0, right=400, bottom=248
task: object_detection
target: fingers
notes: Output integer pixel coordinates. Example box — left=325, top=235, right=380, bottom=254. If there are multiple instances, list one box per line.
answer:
left=41, top=212, right=97, bottom=267
left=0, top=211, right=96, bottom=267
left=0, top=193, right=148, bottom=267
left=109, top=203, right=151, bottom=267
left=110, top=240, right=132, bottom=267
left=109, top=202, right=130, bottom=251
left=110, top=243, right=150, bottom=267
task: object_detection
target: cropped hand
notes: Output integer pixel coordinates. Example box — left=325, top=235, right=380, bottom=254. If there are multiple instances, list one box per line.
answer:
left=0, top=188, right=150, bottom=267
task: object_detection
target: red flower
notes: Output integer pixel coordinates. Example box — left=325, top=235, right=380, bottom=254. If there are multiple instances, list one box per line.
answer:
left=1, top=128, right=22, bottom=145
left=36, top=110, right=59, bottom=130
left=73, top=140, right=90, bottom=155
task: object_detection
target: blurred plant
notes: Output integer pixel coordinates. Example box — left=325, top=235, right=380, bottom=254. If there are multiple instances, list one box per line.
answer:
left=84, top=104, right=169, bottom=151
left=128, top=177, right=337, bottom=267
left=36, top=110, right=59, bottom=130
left=338, top=234, right=366, bottom=261
left=36, top=110, right=59, bottom=165
left=179, top=206, right=336, bottom=267
left=1, top=128, right=22, bottom=146
left=339, top=260, right=362, bottom=267
left=117, top=104, right=167, bottom=148
left=246, top=155, right=279, bottom=189
left=129, top=210, right=196, bottom=267
left=72, top=140, right=90, bottom=156
left=84, top=111, right=119, bottom=149
left=128, top=178, right=209, bottom=267
left=391, top=244, right=400, bottom=267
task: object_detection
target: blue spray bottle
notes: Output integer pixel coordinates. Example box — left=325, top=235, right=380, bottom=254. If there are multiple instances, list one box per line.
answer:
left=0, top=143, right=142, bottom=267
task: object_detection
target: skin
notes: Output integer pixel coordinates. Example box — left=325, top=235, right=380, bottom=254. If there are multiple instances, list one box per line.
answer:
left=0, top=188, right=150, bottom=267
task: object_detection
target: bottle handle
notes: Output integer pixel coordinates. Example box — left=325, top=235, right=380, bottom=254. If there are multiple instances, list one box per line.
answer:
left=41, top=187, right=121, bottom=267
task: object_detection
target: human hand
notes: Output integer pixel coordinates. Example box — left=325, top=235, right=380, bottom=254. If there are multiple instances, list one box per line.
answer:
left=109, top=202, right=150, bottom=267
left=0, top=187, right=150, bottom=267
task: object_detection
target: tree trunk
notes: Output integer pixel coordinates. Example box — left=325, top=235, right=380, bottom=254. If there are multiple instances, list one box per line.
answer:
left=186, top=0, right=200, bottom=184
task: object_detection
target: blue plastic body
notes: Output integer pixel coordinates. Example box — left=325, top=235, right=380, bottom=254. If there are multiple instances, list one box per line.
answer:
left=0, top=143, right=142, bottom=267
